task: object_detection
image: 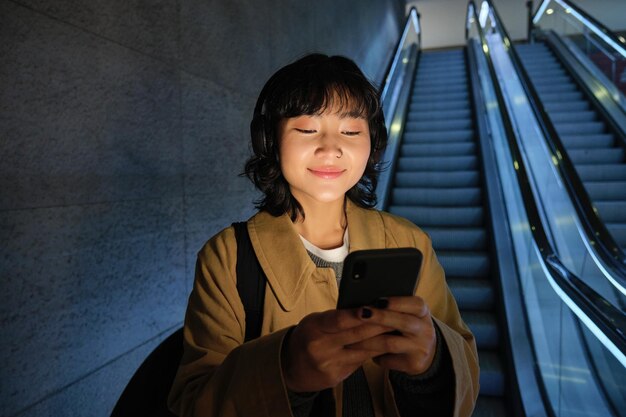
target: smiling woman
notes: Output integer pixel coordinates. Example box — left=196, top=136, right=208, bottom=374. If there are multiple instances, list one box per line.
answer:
left=167, top=54, right=479, bottom=417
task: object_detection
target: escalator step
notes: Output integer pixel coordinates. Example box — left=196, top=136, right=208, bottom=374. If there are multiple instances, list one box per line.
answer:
left=555, top=121, right=605, bottom=135
left=526, top=69, right=568, bottom=81
left=561, top=133, right=614, bottom=149
left=408, top=109, right=472, bottom=121
left=585, top=182, right=626, bottom=200
left=405, top=118, right=473, bottom=132
left=414, top=75, right=467, bottom=86
left=413, top=83, right=468, bottom=95
left=397, top=155, right=477, bottom=171
left=544, top=100, right=589, bottom=112
left=395, top=171, right=480, bottom=188
left=539, top=91, right=584, bottom=103
left=414, top=73, right=467, bottom=85
left=606, top=223, right=626, bottom=246
left=400, top=142, right=476, bottom=157
left=388, top=205, right=484, bottom=227
left=448, top=277, right=494, bottom=310
left=569, top=148, right=624, bottom=164
left=549, top=110, right=597, bottom=123
left=523, top=63, right=562, bottom=72
left=532, top=75, right=571, bottom=86
left=472, top=397, right=508, bottom=417
left=478, top=350, right=506, bottom=397
left=392, top=187, right=482, bottom=207
left=411, top=91, right=469, bottom=103
left=438, top=252, right=491, bottom=278
left=537, top=82, right=579, bottom=94
left=424, top=227, right=487, bottom=251
left=595, top=202, right=626, bottom=222
left=577, top=164, right=626, bottom=181
left=410, top=100, right=467, bottom=112
left=402, top=129, right=474, bottom=143
left=464, top=311, right=500, bottom=349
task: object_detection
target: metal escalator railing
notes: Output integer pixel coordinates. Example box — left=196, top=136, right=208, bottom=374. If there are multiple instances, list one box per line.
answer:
left=489, top=1, right=626, bottom=298
left=513, top=37, right=626, bottom=297
left=468, top=1, right=626, bottom=415
left=532, top=0, right=626, bottom=96
left=376, top=7, right=421, bottom=210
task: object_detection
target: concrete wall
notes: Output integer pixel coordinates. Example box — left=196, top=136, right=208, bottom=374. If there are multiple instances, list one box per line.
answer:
left=407, top=0, right=531, bottom=50
left=0, top=1, right=404, bottom=416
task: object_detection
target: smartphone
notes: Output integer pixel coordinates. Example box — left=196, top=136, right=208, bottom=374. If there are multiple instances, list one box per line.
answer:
left=337, top=248, right=423, bottom=309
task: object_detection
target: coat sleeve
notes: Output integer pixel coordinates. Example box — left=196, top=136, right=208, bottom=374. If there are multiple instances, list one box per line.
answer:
left=167, top=227, right=293, bottom=417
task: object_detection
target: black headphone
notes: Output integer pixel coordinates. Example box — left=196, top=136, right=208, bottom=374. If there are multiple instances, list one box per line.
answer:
left=250, top=74, right=279, bottom=157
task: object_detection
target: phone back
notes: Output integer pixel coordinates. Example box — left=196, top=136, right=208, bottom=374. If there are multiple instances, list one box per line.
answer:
left=337, top=247, right=423, bottom=309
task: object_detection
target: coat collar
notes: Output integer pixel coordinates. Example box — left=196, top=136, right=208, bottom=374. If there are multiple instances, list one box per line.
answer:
left=247, top=200, right=386, bottom=311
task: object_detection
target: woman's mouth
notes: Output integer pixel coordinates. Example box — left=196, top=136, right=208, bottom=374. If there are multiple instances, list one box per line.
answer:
left=308, top=167, right=346, bottom=179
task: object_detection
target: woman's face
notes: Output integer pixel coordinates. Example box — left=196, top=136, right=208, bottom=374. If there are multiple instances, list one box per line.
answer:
left=278, top=107, right=371, bottom=209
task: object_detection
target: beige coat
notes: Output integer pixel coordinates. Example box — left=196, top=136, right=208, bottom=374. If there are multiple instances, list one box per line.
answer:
left=168, top=201, right=479, bottom=417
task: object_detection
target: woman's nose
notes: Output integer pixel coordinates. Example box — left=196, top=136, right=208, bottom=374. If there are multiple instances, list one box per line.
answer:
left=315, top=134, right=342, bottom=158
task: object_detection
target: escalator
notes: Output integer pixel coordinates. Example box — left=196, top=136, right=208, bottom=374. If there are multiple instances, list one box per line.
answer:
left=387, top=48, right=511, bottom=417
left=516, top=41, right=626, bottom=253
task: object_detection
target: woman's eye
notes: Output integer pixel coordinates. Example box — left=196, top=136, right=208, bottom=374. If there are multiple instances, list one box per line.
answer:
left=295, top=128, right=317, bottom=134
left=342, top=131, right=361, bottom=136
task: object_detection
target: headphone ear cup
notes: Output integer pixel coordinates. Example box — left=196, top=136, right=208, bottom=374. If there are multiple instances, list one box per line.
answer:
left=250, top=115, right=267, bottom=155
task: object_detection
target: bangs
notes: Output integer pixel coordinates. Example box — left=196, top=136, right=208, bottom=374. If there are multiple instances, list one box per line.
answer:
left=264, top=57, right=380, bottom=121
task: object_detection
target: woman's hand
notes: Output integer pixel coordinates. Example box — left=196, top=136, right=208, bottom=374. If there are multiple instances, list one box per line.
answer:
left=282, top=308, right=393, bottom=393
left=347, top=296, right=437, bottom=376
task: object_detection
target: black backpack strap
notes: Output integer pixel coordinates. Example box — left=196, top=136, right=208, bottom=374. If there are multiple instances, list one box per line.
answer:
left=232, top=221, right=267, bottom=342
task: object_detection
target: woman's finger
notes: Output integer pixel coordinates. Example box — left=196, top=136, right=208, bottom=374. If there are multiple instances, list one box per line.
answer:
left=359, top=306, right=434, bottom=337
left=379, top=296, right=431, bottom=318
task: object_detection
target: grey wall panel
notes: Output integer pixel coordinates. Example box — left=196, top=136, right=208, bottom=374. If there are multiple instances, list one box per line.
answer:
left=0, top=2, right=182, bottom=211
left=180, top=0, right=274, bottom=97
left=1, top=199, right=186, bottom=416
left=181, top=72, right=253, bottom=197
left=13, top=0, right=180, bottom=64
left=14, top=329, right=173, bottom=417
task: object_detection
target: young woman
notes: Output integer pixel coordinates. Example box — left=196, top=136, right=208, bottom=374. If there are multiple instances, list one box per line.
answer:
left=168, top=54, right=479, bottom=417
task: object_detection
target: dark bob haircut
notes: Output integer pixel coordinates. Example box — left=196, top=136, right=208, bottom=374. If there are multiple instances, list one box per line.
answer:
left=244, top=53, right=388, bottom=220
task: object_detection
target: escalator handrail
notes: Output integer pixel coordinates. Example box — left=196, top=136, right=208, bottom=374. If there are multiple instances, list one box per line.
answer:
left=484, top=0, right=626, bottom=292
left=381, top=7, right=421, bottom=107
left=376, top=7, right=421, bottom=210
left=466, top=0, right=626, bottom=362
left=532, top=0, right=626, bottom=59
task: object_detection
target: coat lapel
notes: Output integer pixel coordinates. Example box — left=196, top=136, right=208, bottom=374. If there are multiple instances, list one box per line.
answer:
left=247, top=200, right=387, bottom=312
left=247, top=211, right=315, bottom=312
left=345, top=200, right=386, bottom=251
